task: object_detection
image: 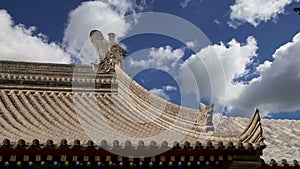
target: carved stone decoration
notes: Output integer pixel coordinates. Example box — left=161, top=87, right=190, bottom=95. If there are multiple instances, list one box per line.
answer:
left=197, top=102, right=214, bottom=132
left=201, top=103, right=213, bottom=126
left=90, top=30, right=127, bottom=73
left=109, top=44, right=126, bottom=70
left=108, top=33, right=117, bottom=49
left=90, top=30, right=109, bottom=62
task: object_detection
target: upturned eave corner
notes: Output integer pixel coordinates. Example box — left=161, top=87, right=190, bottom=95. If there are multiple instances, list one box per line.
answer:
left=239, top=108, right=266, bottom=150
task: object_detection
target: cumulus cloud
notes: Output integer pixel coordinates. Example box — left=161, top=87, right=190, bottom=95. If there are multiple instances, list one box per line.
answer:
left=228, top=0, right=297, bottom=28
left=179, top=33, right=300, bottom=118
left=0, top=0, right=140, bottom=64
left=0, top=10, right=71, bottom=63
left=126, top=37, right=258, bottom=111
left=150, top=85, right=177, bottom=100
left=164, top=85, right=177, bottom=91
left=128, top=46, right=185, bottom=72
left=201, top=36, right=257, bottom=82
left=124, top=33, right=300, bottom=118
left=228, top=32, right=300, bottom=117
left=125, top=45, right=201, bottom=108
left=63, top=0, right=135, bottom=64
left=179, top=36, right=258, bottom=113
left=185, top=41, right=196, bottom=48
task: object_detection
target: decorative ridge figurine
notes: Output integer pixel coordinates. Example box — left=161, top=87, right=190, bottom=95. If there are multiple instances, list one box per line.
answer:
left=90, top=30, right=126, bottom=73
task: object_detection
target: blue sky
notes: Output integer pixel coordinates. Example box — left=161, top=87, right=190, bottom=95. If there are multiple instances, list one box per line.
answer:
left=0, top=0, right=299, bottom=119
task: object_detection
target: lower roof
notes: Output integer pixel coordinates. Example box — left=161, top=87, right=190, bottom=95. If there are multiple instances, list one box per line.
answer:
left=215, top=116, right=300, bottom=163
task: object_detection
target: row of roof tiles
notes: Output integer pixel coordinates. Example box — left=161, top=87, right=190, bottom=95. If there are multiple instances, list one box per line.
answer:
left=266, top=159, right=299, bottom=167
left=0, top=139, right=264, bottom=150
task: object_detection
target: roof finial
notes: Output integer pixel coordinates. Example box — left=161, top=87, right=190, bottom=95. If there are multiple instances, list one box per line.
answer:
left=197, top=102, right=214, bottom=132
left=89, top=30, right=126, bottom=72
left=108, top=32, right=116, bottom=48
left=90, top=30, right=109, bottom=63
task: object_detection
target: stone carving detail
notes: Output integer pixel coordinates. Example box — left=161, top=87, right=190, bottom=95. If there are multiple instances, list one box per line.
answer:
left=196, top=102, right=214, bottom=132
left=90, top=30, right=126, bottom=73
left=200, top=103, right=213, bottom=126
left=108, top=33, right=117, bottom=49
left=90, top=30, right=109, bottom=61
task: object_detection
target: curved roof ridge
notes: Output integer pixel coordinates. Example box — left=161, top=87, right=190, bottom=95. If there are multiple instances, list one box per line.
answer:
left=114, top=65, right=214, bottom=134
left=115, top=65, right=202, bottom=114
left=239, top=109, right=265, bottom=147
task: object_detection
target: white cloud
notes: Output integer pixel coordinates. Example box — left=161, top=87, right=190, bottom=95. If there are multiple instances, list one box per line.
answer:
left=181, top=36, right=258, bottom=99
left=100, top=0, right=133, bottom=15
left=213, top=19, right=220, bottom=25
left=62, top=0, right=135, bottom=64
left=150, top=85, right=177, bottom=100
left=179, top=36, right=258, bottom=108
left=228, top=32, right=300, bottom=117
left=128, top=46, right=185, bottom=72
left=164, top=85, right=177, bottom=91
left=228, top=0, right=297, bottom=28
left=125, top=34, right=300, bottom=118
left=256, top=60, right=272, bottom=73
left=0, top=10, right=71, bottom=63
left=150, top=88, right=170, bottom=100
left=180, top=0, right=193, bottom=8
left=180, top=33, right=300, bottom=118
left=126, top=37, right=258, bottom=111
left=125, top=45, right=201, bottom=108
left=188, top=33, right=300, bottom=118
left=185, top=41, right=196, bottom=48
left=135, top=0, right=154, bottom=11
left=204, top=36, right=257, bottom=82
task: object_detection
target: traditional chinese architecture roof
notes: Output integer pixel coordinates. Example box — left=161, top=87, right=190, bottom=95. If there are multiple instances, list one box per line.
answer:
left=0, top=60, right=265, bottom=147
left=0, top=60, right=271, bottom=167
left=0, top=30, right=297, bottom=168
left=215, top=116, right=300, bottom=167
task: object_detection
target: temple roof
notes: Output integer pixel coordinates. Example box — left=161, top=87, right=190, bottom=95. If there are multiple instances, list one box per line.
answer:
left=215, top=116, right=300, bottom=164
left=0, top=60, right=265, bottom=152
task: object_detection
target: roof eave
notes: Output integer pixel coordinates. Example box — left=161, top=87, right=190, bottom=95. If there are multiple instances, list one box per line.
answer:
left=239, top=109, right=266, bottom=150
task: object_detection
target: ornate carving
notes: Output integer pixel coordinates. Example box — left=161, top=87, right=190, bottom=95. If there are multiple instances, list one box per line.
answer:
left=90, top=30, right=126, bottom=73
left=90, top=30, right=109, bottom=62
left=110, top=44, right=126, bottom=70
left=201, top=103, right=213, bottom=126
left=92, top=44, right=126, bottom=73
left=195, top=102, right=214, bottom=132
left=108, top=33, right=117, bottom=49
left=0, top=61, right=116, bottom=92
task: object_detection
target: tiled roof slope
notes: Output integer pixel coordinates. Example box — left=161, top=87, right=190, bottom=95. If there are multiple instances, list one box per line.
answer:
left=215, top=116, right=300, bottom=163
left=0, top=60, right=265, bottom=150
